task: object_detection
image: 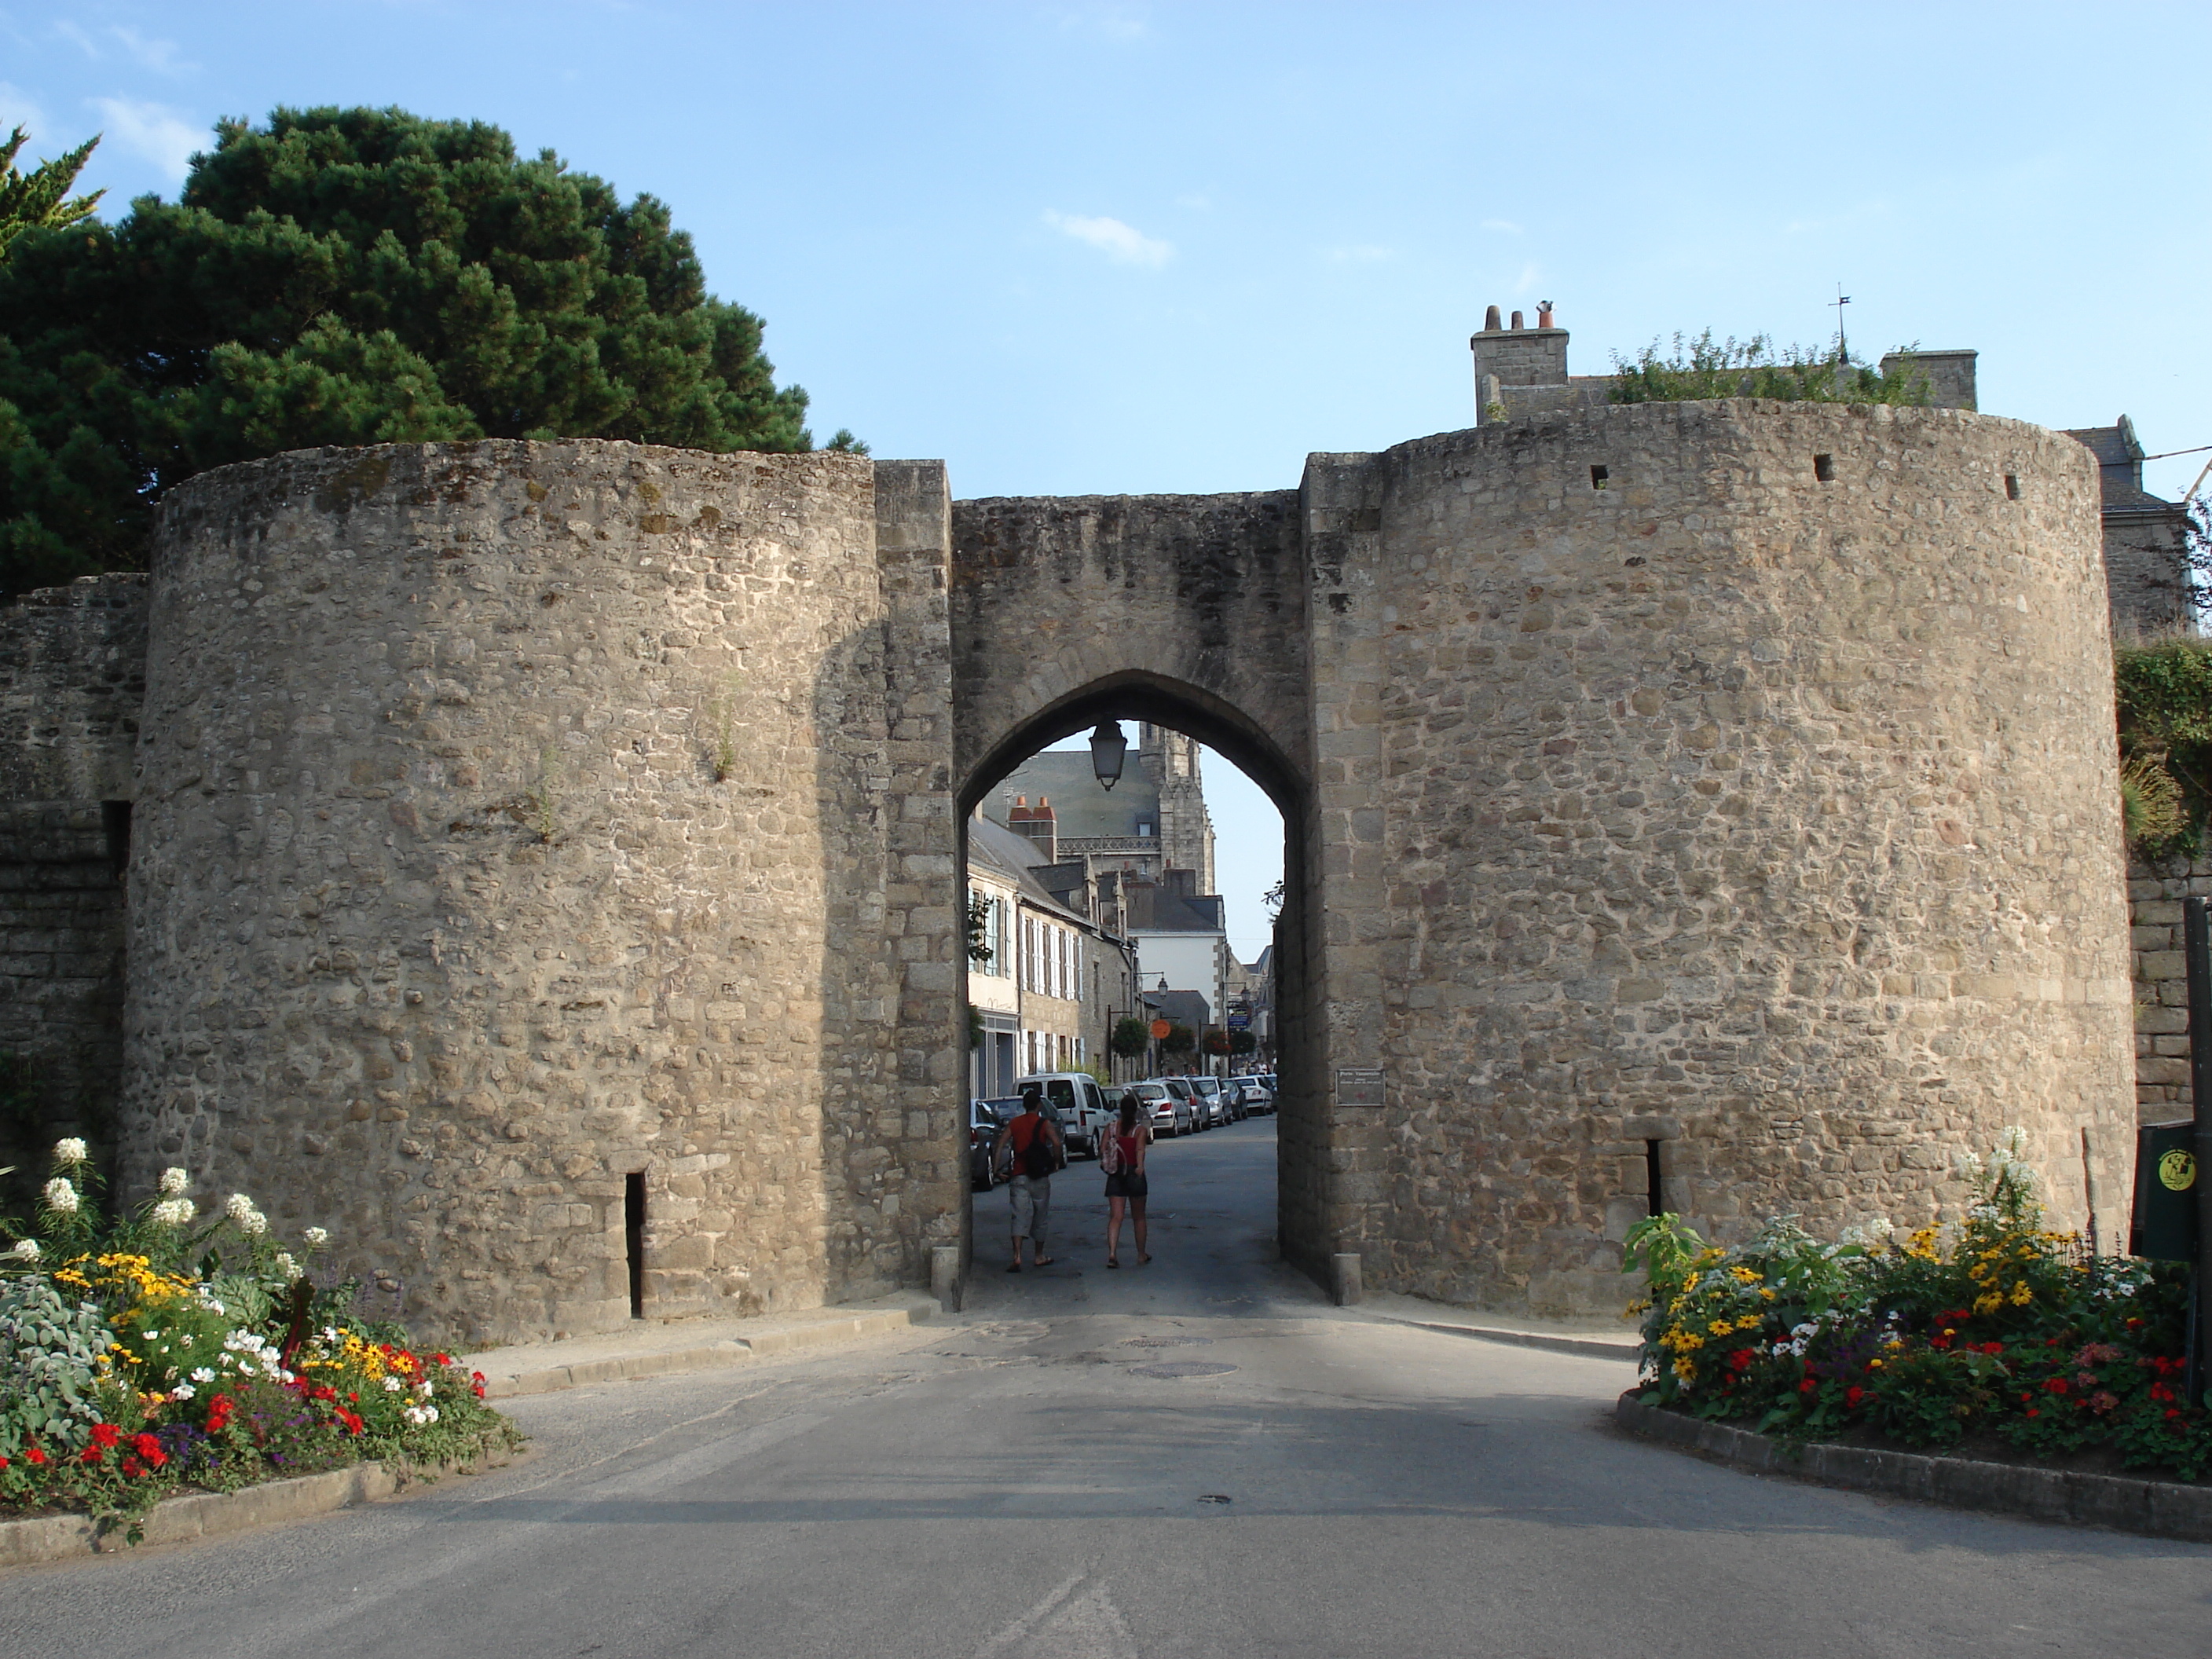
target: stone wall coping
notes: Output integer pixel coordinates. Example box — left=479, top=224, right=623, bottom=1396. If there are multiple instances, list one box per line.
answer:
left=0, top=1436, right=527, bottom=1571
left=1615, top=1390, right=2212, bottom=1544
left=466, top=1291, right=941, bottom=1399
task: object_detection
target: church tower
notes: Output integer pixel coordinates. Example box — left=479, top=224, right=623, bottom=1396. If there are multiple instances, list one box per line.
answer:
left=1136, top=723, right=1216, bottom=895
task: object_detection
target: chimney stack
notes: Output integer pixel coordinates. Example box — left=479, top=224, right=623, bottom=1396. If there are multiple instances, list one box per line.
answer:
left=1012, top=794, right=1057, bottom=862
left=1511, top=309, right=1524, bottom=330
left=1537, top=300, right=1555, bottom=328
left=1483, top=304, right=1502, bottom=331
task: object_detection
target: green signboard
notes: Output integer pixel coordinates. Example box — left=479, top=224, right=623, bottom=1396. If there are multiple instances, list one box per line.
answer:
left=2130, top=1121, right=2199, bottom=1262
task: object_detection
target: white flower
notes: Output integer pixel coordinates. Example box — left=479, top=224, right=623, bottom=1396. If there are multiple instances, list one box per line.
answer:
left=42, top=1177, right=79, bottom=1215
left=52, top=1137, right=88, bottom=1167
left=159, top=1166, right=190, bottom=1196
left=302, top=1227, right=329, bottom=1249
left=8, top=1239, right=38, bottom=1262
left=225, top=1192, right=257, bottom=1224
left=401, top=1403, right=439, bottom=1426
left=152, top=1198, right=195, bottom=1227
left=415, top=1380, right=434, bottom=1398
left=190, top=1367, right=214, bottom=1384
left=169, top=1382, right=196, bottom=1401
left=273, top=1252, right=298, bottom=1279
left=242, top=1209, right=268, bottom=1236
left=383, top=1375, right=403, bottom=1392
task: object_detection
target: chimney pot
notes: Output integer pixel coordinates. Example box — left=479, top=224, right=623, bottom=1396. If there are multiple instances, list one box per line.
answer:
left=1538, top=301, right=1555, bottom=328
left=1484, top=304, right=1502, bottom=331
left=1511, top=309, right=1524, bottom=330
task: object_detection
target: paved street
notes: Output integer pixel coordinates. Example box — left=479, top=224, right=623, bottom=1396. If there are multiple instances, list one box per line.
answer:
left=2, top=1119, right=2205, bottom=1657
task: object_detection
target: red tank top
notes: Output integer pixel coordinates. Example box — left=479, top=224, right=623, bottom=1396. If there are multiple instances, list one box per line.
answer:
left=1114, top=1130, right=1141, bottom=1170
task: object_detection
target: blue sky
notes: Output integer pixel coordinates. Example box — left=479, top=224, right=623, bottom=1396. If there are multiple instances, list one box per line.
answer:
left=7, top=0, right=2208, bottom=956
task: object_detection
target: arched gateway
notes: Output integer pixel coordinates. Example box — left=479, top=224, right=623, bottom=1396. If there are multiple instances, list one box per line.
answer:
left=2, top=400, right=2130, bottom=1346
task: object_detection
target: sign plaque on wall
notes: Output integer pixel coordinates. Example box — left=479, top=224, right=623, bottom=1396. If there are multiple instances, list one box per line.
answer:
left=1336, top=1066, right=1384, bottom=1107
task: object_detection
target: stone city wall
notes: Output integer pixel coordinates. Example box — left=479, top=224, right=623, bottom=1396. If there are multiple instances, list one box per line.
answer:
left=2126, top=851, right=2208, bottom=1122
left=123, top=441, right=958, bottom=1345
left=1318, top=401, right=2133, bottom=1312
left=0, top=573, right=148, bottom=1172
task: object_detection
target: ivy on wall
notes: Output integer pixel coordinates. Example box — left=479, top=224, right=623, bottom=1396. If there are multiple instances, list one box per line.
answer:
left=2115, top=636, right=2212, bottom=856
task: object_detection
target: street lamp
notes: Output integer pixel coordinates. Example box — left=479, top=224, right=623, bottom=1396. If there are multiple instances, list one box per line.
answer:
left=1090, top=720, right=1128, bottom=790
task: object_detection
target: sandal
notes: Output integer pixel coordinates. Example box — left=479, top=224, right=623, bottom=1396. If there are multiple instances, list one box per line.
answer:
left=1006, top=1262, right=1022, bottom=1273
left=1107, top=1257, right=1119, bottom=1269
left=1035, top=1256, right=1056, bottom=1267
left=1137, top=1254, right=1152, bottom=1265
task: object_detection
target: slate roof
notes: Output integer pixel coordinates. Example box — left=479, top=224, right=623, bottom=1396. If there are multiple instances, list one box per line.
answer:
left=2062, top=417, right=2186, bottom=514
left=984, top=751, right=1162, bottom=840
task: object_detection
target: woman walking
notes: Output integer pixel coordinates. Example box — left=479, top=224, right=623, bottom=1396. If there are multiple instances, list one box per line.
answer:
left=1101, top=1097, right=1152, bottom=1268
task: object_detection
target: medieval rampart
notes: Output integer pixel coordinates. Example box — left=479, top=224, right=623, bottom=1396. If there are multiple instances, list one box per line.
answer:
left=0, top=400, right=2141, bottom=1339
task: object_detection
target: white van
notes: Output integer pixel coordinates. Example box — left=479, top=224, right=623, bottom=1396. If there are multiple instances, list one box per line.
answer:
left=1015, top=1072, right=1111, bottom=1159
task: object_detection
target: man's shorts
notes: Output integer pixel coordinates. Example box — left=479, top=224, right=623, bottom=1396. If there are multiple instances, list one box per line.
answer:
left=1009, top=1173, right=1051, bottom=1242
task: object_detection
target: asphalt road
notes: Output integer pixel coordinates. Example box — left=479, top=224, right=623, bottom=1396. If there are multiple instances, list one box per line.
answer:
left=3, top=1116, right=2207, bottom=1657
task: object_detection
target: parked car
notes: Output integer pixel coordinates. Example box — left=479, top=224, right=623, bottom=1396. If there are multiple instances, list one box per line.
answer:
left=1188, top=1076, right=1229, bottom=1127
left=1016, top=1072, right=1111, bottom=1158
left=1236, top=1080, right=1274, bottom=1115
left=1158, top=1075, right=1205, bottom=1129
left=969, top=1098, right=1014, bottom=1189
left=1126, top=1079, right=1192, bottom=1137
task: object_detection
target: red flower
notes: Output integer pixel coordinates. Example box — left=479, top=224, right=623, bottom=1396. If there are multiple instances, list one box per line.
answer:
left=1845, top=1386, right=1866, bottom=1408
left=24, top=1445, right=46, bottom=1466
left=1798, top=1378, right=1817, bottom=1395
left=432, top=1352, right=452, bottom=1366
left=0, top=1455, right=9, bottom=1469
left=121, top=1457, right=143, bottom=1477
left=80, top=1445, right=103, bottom=1465
left=132, top=1433, right=165, bottom=1467
left=89, top=1423, right=121, bottom=1448
left=2167, top=1409, right=2183, bottom=1421
left=2151, top=1382, right=2176, bottom=1404
left=334, top=1408, right=364, bottom=1436
left=2026, top=1408, right=2041, bottom=1418
left=1978, top=1342, right=2003, bottom=1356
left=2043, top=1378, right=2069, bottom=1395
left=205, top=1394, right=235, bottom=1434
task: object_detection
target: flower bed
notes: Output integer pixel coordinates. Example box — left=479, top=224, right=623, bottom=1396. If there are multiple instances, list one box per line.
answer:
left=1624, top=1131, right=2211, bottom=1482
left=2, top=1140, right=519, bottom=1543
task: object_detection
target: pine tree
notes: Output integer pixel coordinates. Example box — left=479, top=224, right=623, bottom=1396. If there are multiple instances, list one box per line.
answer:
left=0, top=126, right=103, bottom=258
left=0, top=107, right=832, bottom=599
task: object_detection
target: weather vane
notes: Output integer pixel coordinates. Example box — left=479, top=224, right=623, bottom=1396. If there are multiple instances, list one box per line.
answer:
left=1831, top=283, right=1852, bottom=364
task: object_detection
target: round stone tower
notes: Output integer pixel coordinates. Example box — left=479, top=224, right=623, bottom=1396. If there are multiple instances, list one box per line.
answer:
left=1326, top=400, right=2135, bottom=1312
left=123, top=440, right=960, bottom=1344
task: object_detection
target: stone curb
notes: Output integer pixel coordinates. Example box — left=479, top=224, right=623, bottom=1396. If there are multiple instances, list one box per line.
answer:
left=475, top=1298, right=939, bottom=1400
left=1372, top=1313, right=1641, bottom=1363
left=1615, top=1390, right=2212, bottom=1544
left=0, top=1439, right=528, bottom=1571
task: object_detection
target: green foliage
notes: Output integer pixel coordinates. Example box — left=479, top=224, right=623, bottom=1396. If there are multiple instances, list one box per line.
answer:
left=1627, top=1131, right=2212, bottom=1475
left=965, top=892, right=994, bottom=965
left=0, top=1274, right=114, bottom=1454
left=2114, top=635, right=2212, bottom=855
left=0, top=127, right=102, bottom=260
left=1201, top=1027, right=1232, bottom=1057
left=0, top=105, right=830, bottom=599
left=1110, top=1016, right=1151, bottom=1058
left=1159, top=1023, right=1196, bottom=1056
left=1229, top=1029, right=1257, bottom=1057
left=1609, top=331, right=1934, bottom=406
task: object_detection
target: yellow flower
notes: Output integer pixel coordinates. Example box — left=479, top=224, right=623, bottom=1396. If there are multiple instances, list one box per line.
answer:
left=1673, top=1357, right=1698, bottom=1382
left=2009, top=1281, right=2033, bottom=1306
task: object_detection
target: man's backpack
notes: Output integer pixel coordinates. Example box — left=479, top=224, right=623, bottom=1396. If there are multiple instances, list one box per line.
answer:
left=1012, top=1112, right=1056, bottom=1179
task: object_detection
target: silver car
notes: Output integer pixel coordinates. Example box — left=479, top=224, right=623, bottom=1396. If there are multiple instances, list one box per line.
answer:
left=1127, top=1080, right=1192, bottom=1137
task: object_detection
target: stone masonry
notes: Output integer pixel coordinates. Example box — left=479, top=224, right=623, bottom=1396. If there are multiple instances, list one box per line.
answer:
left=0, top=398, right=2141, bottom=1338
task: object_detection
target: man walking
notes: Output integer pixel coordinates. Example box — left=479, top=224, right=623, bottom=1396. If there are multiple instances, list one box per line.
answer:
left=994, top=1082, right=1063, bottom=1272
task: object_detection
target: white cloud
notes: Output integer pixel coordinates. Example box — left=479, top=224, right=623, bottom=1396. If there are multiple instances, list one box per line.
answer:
left=88, top=96, right=202, bottom=181
left=1044, top=210, right=1173, bottom=268
left=1325, top=244, right=1395, bottom=263
left=107, top=27, right=197, bottom=76
left=0, top=82, right=52, bottom=141
left=1480, top=218, right=1523, bottom=234
left=1513, top=260, right=1541, bottom=294
left=1060, top=5, right=1148, bottom=41
left=52, top=20, right=99, bottom=57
